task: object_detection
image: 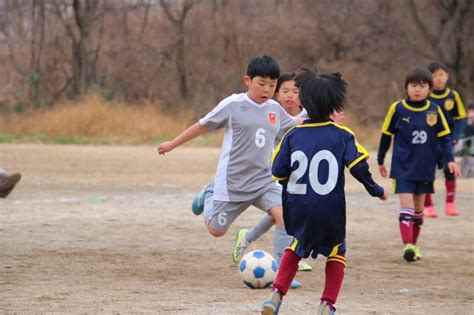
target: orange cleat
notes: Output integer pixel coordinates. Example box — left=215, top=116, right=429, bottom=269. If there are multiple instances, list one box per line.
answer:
left=445, top=202, right=459, bottom=216
left=424, top=205, right=437, bottom=218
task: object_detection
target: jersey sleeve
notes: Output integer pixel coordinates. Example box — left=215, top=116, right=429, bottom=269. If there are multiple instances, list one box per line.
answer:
left=436, top=106, right=451, bottom=138
left=271, top=131, right=292, bottom=181
left=380, top=102, right=399, bottom=136
left=198, top=97, right=232, bottom=131
left=453, top=91, right=467, bottom=120
left=343, top=132, right=370, bottom=170
left=277, top=104, right=298, bottom=130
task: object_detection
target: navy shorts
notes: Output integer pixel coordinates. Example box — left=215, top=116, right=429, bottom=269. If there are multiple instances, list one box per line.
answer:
left=288, top=238, right=346, bottom=260
left=393, top=179, right=434, bottom=195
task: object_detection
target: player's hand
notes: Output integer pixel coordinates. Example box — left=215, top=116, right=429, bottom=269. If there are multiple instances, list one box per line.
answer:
left=379, top=188, right=389, bottom=201
left=157, top=141, right=174, bottom=155
left=379, top=165, right=388, bottom=178
left=447, top=161, right=461, bottom=177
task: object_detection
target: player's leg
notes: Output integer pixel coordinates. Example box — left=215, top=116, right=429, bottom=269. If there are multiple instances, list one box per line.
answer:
left=205, top=200, right=251, bottom=237
left=255, top=186, right=302, bottom=288
left=413, top=193, right=425, bottom=260
left=395, top=179, right=417, bottom=262
left=444, top=166, right=459, bottom=216
left=0, top=171, right=22, bottom=198
left=261, top=246, right=301, bottom=314
left=423, top=192, right=437, bottom=218
left=191, top=182, right=214, bottom=215
left=232, top=214, right=275, bottom=263
left=320, top=243, right=346, bottom=314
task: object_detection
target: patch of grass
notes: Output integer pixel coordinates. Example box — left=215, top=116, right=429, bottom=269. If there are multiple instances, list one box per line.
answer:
left=0, top=134, right=14, bottom=143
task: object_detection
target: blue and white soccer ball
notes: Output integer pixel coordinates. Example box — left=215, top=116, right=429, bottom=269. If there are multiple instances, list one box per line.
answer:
left=238, top=250, right=278, bottom=289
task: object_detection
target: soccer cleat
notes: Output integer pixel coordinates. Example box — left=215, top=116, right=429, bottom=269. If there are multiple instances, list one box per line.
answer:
left=298, top=260, right=312, bottom=272
left=403, top=244, right=417, bottom=262
left=191, top=183, right=214, bottom=215
left=317, top=301, right=336, bottom=315
left=424, top=205, right=437, bottom=218
left=232, top=229, right=249, bottom=264
left=260, top=289, right=282, bottom=315
left=413, top=244, right=422, bottom=260
left=445, top=202, right=459, bottom=216
left=290, top=279, right=302, bottom=289
left=0, top=173, right=21, bottom=198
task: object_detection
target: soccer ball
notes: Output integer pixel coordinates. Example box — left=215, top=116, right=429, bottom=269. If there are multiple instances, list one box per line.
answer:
left=238, top=250, right=278, bottom=289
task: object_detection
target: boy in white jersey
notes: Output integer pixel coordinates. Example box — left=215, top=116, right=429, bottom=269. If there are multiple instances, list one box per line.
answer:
left=157, top=56, right=298, bottom=263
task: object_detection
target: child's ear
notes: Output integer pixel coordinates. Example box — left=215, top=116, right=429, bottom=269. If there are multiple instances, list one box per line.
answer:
left=243, top=75, right=251, bottom=87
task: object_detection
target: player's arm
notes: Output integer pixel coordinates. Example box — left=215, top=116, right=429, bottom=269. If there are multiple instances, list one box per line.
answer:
left=377, top=134, right=391, bottom=178
left=157, top=122, right=208, bottom=155
left=271, top=133, right=291, bottom=182
left=377, top=102, right=397, bottom=178
left=349, top=160, right=387, bottom=200
left=451, top=91, right=467, bottom=142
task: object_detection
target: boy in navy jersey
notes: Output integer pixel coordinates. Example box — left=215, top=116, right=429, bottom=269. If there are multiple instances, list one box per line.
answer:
left=260, top=68, right=387, bottom=315
left=378, top=67, right=461, bottom=263
left=423, top=62, right=466, bottom=217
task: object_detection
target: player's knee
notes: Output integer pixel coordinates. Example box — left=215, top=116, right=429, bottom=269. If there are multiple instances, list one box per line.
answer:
left=207, top=226, right=226, bottom=237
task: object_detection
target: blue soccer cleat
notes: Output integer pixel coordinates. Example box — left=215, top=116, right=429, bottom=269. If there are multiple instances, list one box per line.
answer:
left=191, top=183, right=214, bottom=215
left=290, top=279, right=302, bottom=289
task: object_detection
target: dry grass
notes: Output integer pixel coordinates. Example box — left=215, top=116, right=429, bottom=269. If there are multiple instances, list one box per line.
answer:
left=0, top=94, right=198, bottom=144
left=0, top=94, right=379, bottom=147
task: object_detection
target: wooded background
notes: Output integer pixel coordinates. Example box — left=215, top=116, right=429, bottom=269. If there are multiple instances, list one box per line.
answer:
left=0, top=0, right=472, bottom=123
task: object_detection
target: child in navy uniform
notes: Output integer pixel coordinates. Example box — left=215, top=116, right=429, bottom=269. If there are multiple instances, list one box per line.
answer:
left=260, top=68, right=387, bottom=315
left=423, top=62, right=466, bottom=217
left=378, top=67, right=460, bottom=263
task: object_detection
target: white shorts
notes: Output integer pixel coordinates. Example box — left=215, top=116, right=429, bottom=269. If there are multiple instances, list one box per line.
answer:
left=204, top=184, right=282, bottom=232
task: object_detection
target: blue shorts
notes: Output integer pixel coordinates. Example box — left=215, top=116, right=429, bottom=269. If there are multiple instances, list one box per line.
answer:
left=288, top=238, right=346, bottom=260
left=392, top=179, right=434, bottom=195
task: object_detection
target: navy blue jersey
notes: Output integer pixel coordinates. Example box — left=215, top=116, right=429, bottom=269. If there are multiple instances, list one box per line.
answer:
left=381, top=99, right=451, bottom=181
left=272, top=121, right=369, bottom=255
left=429, top=88, right=466, bottom=134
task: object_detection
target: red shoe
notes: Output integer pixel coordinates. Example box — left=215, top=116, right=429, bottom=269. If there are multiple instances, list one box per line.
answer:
left=424, top=205, right=437, bottom=218
left=445, top=202, right=459, bottom=216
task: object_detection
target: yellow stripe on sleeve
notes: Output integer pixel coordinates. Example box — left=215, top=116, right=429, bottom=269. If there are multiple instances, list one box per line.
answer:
left=381, top=102, right=399, bottom=136
left=453, top=91, right=466, bottom=120
left=437, top=106, right=451, bottom=137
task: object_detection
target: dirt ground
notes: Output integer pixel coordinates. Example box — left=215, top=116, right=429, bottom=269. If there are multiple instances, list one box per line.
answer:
left=1, top=144, right=473, bottom=314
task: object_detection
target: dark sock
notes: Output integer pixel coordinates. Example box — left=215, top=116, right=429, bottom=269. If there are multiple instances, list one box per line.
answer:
left=272, top=249, right=300, bottom=297
left=412, top=212, right=424, bottom=244
left=424, top=193, right=433, bottom=207
left=445, top=179, right=456, bottom=203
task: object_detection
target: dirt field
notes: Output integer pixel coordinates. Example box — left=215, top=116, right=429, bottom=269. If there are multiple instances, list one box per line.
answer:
left=1, top=144, right=473, bottom=314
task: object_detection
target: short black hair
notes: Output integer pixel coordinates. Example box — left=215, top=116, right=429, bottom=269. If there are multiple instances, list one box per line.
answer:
left=276, top=73, right=295, bottom=93
left=294, top=67, right=346, bottom=122
left=427, top=62, right=449, bottom=73
left=405, top=67, right=433, bottom=89
left=247, top=55, right=280, bottom=80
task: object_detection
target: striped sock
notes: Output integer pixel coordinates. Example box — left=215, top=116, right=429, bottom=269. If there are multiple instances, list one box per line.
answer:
left=399, top=208, right=414, bottom=245
left=321, top=253, right=346, bottom=308
left=412, top=212, right=424, bottom=244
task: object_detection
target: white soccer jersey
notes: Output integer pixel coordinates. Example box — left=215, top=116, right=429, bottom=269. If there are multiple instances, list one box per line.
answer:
left=199, top=93, right=297, bottom=201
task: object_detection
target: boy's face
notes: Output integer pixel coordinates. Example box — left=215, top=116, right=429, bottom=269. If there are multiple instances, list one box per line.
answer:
left=275, top=80, right=301, bottom=111
left=407, top=82, right=431, bottom=102
left=432, top=69, right=449, bottom=90
left=244, top=75, right=277, bottom=104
